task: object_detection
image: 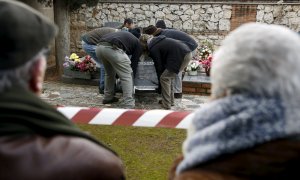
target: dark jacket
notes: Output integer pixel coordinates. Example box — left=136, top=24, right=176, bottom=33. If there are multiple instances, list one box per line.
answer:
left=169, top=138, right=300, bottom=180
left=129, top=28, right=141, bottom=39
left=81, top=27, right=116, bottom=45
left=157, top=29, right=198, bottom=51
left=0, top=87, right=125, bottom=180
left=0, top=136, right=125, bottom=180
left=148, top=35, right=191, bottom=78
left=100, top=31, right=143, bottom=77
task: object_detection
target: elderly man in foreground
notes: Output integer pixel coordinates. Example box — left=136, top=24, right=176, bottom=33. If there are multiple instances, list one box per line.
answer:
left=0, top=1, right=124, bottom=179
left=169, top=23, right=300, bottom=179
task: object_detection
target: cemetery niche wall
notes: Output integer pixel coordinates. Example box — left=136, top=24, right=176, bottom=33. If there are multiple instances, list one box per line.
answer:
left=67, top=0, right=300, bottom=95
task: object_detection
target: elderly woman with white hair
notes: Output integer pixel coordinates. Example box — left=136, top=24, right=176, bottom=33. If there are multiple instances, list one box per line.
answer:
left=169, top=23, right=300, bottom=179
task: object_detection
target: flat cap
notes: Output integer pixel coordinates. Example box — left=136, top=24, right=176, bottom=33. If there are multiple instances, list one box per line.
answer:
left=143, top=25, right=157, bottom=35
left=0, top=0, right=58, bottom=70
left=143, top=25, right=162, bottom=36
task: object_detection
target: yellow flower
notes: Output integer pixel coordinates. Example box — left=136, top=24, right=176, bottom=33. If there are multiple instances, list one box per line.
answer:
left=70, top=53, right=79, bottom=60
left=74, top=58, right=81, bottom=63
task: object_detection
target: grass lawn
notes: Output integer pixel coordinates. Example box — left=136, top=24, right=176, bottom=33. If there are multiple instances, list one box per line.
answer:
left=78, top=124, right=186, bottom=180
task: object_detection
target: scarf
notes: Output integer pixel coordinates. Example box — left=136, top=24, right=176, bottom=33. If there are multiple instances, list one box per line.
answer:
left=0, top=87, right=116, bottom=155
left=177, top=94, right=296, bottom=173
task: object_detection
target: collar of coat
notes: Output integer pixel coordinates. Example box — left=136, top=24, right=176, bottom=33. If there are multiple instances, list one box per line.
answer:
left=177, top=93, right=300, bottom=173
left=0, top=86, right=117, bottom=155
left=148, top=35, right=166, bottom=50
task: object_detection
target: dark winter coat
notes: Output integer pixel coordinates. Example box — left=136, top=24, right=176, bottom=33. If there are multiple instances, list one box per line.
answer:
left=148, top=35, right=191, bottom=80
left=100, top=31, right=143, bottom=77
left=169, top=137, right=300, bottom=180
left=129, top=28, right=141, bottom=39
left=157, top=29, right=198, bottom=51
left=0, top=87, right=125, bottom=180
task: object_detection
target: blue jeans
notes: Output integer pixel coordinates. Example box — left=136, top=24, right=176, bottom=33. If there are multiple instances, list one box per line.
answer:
left=173, top=50, right=195, bottom=93
left=82, top=41, right=105, bottom=90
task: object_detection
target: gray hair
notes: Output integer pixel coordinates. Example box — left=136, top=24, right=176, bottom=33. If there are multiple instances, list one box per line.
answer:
left=0, top=50, right=46, bottom=93
left=212, top=23, right=300, bottom=102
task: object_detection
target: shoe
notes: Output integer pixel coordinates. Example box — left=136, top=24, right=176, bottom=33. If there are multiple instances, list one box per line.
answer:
left=118, top=98, right=135, bottom=109
left=102, top=97, right=119, bottom=104
left=158, top=100, right=174, bottom=106
left=118, top=104, right=135, bottom=109
left=174, top=93, right=182, bottom=99
left=99, top=87, right=104, bottom=94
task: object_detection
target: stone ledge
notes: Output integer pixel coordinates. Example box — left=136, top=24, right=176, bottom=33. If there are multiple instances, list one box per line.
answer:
left=61, top=75, right=99, bottom=86
left=60, top=71, right=212, bottom=96
left=182, top=72, right=211, bottom=96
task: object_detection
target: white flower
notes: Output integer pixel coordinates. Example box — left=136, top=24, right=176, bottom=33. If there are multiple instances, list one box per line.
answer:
left=186, top=60, right=200, bottom=71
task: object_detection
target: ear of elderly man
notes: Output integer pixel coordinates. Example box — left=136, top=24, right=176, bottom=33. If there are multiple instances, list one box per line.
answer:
left=0, top=1, right=125, bottom=179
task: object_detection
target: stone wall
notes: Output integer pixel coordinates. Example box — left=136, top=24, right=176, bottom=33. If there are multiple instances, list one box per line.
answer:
left=257, top=5, right=300, bottom=30
left=70, top=3, right=231, bottom=55
left=70, top=2, right=300, bottom=55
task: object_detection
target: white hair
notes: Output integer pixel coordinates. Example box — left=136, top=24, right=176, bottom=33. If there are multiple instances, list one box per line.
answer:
left=0, top=50, right=46, bottom=93
left=212, top=23, right=300, bottom=103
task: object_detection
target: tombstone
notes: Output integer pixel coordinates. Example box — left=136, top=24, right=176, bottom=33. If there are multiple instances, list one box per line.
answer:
left=134, top=55, right=159, bottom=93
left=104, top=22, right=123, bottom=28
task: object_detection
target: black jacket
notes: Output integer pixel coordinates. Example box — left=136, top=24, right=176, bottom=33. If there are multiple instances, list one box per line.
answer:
left=129, top=28, right=141, bottom=39
left=148, top=35, right=191, bottom=78
left=157, top=29, right=198, bottom=51
left=100, top=31, right=142, bottom=77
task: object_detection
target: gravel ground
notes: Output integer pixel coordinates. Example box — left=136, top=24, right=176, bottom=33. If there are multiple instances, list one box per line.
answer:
left=41, top=81, right=209, bottom=111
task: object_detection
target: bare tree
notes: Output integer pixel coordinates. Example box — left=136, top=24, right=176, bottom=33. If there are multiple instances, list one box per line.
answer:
left=26, top=0, right=99, bottom=76
left=53, top=0, right=69, bottom=75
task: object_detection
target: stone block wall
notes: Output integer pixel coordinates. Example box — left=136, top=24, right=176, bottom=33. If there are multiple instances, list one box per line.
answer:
left=257, top=5, right=300, bottom=30
left=70, top=1, right=300, bottom=55
left=70, top=3, right=231, bottom=55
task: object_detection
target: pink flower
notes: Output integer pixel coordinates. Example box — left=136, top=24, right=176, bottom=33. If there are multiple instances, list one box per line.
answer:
left=200, top=55, right=213, bottom=69
left=65, top=55, right=97, bottom=72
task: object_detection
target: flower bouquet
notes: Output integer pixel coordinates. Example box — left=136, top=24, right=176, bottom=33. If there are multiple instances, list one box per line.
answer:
left=186, top=60, right=200, bottom=76
left=199, top=40, right=214, bottom=59
left=201, top=55, right=213, bottom=76
left=198, top=40, right=214, bottom=76
left=63, top=53, right=96, bottom=79
left=199, top=45, right=212, bottom=60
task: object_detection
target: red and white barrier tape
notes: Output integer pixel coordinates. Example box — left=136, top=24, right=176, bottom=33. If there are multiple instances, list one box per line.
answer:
left=57, top=107, right=194, bottom=129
